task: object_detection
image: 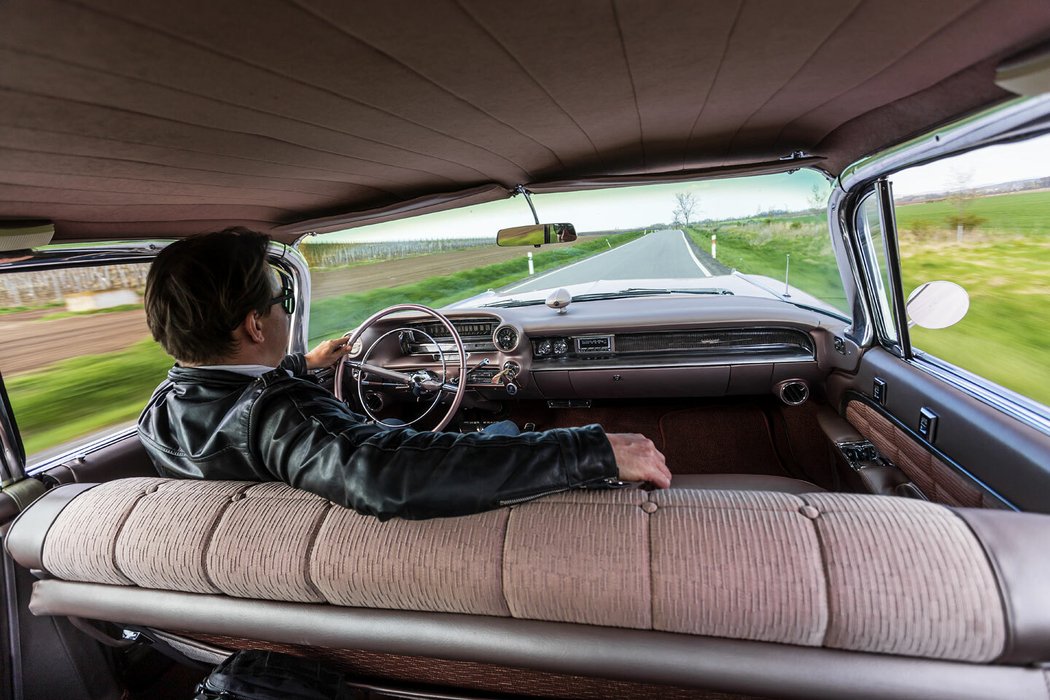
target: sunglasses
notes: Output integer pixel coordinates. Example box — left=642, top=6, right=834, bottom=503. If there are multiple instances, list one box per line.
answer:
left=269, top=267, right=296, bottom=316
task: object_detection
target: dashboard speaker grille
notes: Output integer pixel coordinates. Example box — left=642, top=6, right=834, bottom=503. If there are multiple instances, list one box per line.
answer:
left=614, top=329, right=813, bottom=356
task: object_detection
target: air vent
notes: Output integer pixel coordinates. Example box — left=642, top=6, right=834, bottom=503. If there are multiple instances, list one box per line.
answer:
left=777, top=380, right=810, bottom=406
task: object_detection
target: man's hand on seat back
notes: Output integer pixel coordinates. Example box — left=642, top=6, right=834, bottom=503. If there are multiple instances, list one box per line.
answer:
left=606, top=433, right=672, bottom=488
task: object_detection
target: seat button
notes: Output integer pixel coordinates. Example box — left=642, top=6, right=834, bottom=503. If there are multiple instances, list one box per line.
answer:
left=799, top=505, right=820, bottom=519
left=641, top=501, right=658, bottom=514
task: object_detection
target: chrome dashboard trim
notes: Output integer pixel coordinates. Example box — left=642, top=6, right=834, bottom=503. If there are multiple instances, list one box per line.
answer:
left=531, top=354, right=816, bottom=372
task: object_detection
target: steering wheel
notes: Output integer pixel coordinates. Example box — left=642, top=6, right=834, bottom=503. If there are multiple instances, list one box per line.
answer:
left=334, top=304, right=467, bottom=431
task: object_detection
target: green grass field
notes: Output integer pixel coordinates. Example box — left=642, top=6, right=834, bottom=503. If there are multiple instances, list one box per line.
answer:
left=900, top=236, right=1050, bottom=405
left=896, top=189, right=1050, bottom=235
left=684, top=222, right=849, bottom=313
left=6, top=339, right=173, bottom=456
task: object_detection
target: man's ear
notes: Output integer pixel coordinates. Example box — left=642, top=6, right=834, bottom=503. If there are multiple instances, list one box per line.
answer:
left=237, top=309, right=266, bottom=344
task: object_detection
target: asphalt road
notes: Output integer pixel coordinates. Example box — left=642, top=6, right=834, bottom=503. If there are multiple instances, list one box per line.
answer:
left=502, top=229, right=725, bottom=293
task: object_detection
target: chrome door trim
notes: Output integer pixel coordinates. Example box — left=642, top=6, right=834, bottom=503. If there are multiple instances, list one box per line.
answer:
left=908, top=354, right=1050, bottom=438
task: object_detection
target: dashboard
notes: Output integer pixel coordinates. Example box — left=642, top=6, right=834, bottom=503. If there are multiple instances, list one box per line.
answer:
left=344, top=296, right=858, bottom=413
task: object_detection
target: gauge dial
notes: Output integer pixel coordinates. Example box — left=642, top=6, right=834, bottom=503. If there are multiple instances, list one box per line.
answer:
left=552, top=338, right=569, bottom=355
left=494, top=325, right=519, bottom=351
left=536, top=339, right=552, bottom=356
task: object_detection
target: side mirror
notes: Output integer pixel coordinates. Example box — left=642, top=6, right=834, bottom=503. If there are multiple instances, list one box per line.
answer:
left=906, top=281, right=970, bottom=329
left=497, top=223, right=577, bottom=247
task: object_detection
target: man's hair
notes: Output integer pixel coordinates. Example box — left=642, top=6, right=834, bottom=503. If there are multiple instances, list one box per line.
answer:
left=145, top=228, right=276, bottom=364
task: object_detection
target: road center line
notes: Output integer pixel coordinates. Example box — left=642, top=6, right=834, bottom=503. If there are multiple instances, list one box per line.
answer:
left=681, top=231, right=711, bottom=277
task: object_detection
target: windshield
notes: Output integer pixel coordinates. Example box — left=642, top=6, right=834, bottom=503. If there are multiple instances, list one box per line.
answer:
left=304, top=171, right=849, bottom=344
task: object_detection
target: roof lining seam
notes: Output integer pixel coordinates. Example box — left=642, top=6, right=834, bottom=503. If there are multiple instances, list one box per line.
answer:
left=0, top=84, right=465, bottom=187
left=0, top=163, right=382, bottom=199
left=452, top=0, right=602, bottom=163
left=771, top=0, right=986, bottom=150
left=0, top=181, right=331, bottom=206
left=283, top=0, right=553, bottom=177
left=611, top=0, right=646, bottom=168
left=455, top=0, right=604, bottom=162
left=683, top=0, right=745, bottom=168
left=0, top=122, right=406, bottom=195
left=0, top=143, right=423, bottom=193
left=721, top=0, right=865, bottom=160
left=54, top=0, right=528, bottom=182
left=0, top=200, right=299, bottom=216
left=0, top=43, right=493, bottom=183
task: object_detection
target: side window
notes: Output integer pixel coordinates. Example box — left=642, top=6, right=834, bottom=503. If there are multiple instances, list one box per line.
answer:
left=0, top=260, right=171, bottom=464
left=854, top=192, right=900, bottom=347
left=890, top=134, right=1050, bottom=407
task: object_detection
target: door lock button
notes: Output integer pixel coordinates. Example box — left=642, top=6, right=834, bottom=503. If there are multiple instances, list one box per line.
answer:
left=918, top=407, right=938, bottom=443
left=873, top=377, right=887, bottom=405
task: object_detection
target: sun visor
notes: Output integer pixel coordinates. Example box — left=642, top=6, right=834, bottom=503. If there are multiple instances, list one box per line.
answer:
left=526, top=157, right=826, bottom=195
left=997, top=44, right=1050, bottom=96
left=274, top=184, right=512, bottom=241
left=0, top=220, right=55, bottom=253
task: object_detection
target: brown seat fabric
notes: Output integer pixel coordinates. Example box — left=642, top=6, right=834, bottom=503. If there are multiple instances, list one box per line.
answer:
left=5, top=477, right=1017, bottom=664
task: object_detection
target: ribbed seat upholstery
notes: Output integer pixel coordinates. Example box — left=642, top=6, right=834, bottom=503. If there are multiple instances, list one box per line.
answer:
left=6, top=478, right=1050, bottom=699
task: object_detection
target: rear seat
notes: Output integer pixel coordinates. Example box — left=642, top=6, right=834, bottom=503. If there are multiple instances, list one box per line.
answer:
left=5, top=478, right=1050, bottom=699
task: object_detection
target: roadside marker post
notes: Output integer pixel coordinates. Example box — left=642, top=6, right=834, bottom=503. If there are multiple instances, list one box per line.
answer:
left=527, top=252, right=534, bottom=275
left=711, top=234, right=717, bottom=259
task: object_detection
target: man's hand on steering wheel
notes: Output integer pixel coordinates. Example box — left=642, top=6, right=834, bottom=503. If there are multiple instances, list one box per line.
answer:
left=305, top=336, right=354, bottom=370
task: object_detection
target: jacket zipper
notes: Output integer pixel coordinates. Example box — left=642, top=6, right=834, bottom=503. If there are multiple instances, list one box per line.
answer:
left=498, top=477, right=624, bottom=506
left=498, top=486, right=572, bottom=506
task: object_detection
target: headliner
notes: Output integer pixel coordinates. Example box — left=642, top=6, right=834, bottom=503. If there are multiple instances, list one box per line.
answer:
left=1, top=0, right=1049, bottom=243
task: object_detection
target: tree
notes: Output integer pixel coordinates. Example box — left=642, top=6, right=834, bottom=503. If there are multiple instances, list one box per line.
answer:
left=808, top=183, right=830, bottom=213
left=945, top=168, right=984, bottom=240
left=672, top=192, right=698, bottom=227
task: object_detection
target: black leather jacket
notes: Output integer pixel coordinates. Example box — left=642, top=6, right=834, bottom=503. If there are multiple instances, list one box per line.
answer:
left=137, top=354, right=618, bottom=519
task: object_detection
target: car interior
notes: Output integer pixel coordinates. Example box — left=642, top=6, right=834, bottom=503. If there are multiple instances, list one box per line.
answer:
left=2, top=1, right=1050, bottom=699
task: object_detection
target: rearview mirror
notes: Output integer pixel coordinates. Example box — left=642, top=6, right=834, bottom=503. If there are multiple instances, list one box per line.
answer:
left=906, top=280, right=970, bottom=329
left=497, top=223, right=577, bottom=247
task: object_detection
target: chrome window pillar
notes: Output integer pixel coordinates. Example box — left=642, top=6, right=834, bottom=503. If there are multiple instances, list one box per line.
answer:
left=0, top=373, right=26, bottom=485
left=874, top=178, right=911, bottom=360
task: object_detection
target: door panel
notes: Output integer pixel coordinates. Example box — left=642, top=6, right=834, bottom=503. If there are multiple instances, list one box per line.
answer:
left=829, top=347, right=1050, bottom=513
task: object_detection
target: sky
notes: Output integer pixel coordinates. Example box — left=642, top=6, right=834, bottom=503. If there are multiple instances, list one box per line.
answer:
left=319, top=169, right=830, bottom=243
left=317, top=132, right=1050, bottom=243
left=891, top=132, right=1050, bottom=197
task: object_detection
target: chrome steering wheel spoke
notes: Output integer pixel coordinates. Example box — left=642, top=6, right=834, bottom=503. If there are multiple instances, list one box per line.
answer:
left=334, top=304, right=468, bottom=431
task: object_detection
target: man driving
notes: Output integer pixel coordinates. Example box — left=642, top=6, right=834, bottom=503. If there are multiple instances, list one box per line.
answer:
left=137, top=229, right=670, bottom=519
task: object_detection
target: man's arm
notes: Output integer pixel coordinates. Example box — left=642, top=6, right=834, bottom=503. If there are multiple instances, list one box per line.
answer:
left=252, top=383, right=623, bottom=520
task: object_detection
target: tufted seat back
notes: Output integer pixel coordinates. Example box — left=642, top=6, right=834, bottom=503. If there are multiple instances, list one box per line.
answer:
left=9, top=476, right=1049, bottom=669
